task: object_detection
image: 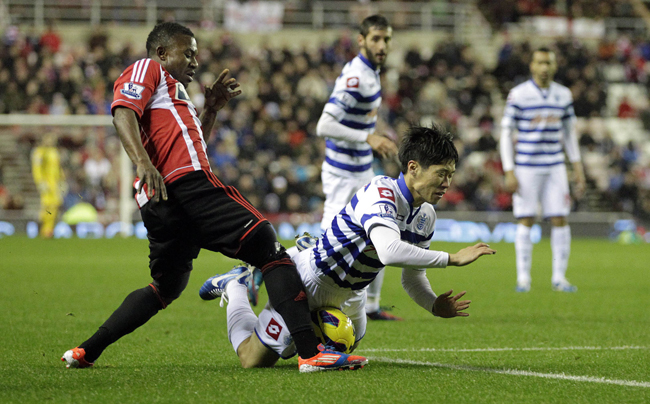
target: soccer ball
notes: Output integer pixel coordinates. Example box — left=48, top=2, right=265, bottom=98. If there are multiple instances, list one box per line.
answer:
left=311, top=307, right=356, bottom=354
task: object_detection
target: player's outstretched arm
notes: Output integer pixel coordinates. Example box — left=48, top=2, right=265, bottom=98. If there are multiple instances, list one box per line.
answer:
left=448, top=243, right=496, bottom=266
left=432, top=290, right=471, bottom=318
left=113, top=107, right=167, bottom=202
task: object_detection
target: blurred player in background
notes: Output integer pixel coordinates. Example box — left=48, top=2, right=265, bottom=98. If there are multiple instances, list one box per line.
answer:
left=499, top=47, right=586, bottom=293
left=316, top=14, right=399, bottom=321
left=199, top=125, right=495, bottom=370
left=31, top=132, right=64, bottom=238
left=61, top=22, right=365, bottom=373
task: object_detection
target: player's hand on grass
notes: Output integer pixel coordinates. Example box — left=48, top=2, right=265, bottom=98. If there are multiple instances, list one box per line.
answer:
left=504, top=171, right=518, bottom=194
left=136, top=161, right=167, bottom=202
left=432, top=290, right=471, bottom=318
left=448, top=243, right=496, bottom=266
left=367, top=133, right=398, bottom=159
left=204, top=69, right=241, bottom=112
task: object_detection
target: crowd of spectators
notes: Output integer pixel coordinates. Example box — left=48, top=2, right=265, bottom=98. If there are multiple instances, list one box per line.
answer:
left=479, top=0, right=635, bottom=29
left=0, top=21, right=649, bottom=225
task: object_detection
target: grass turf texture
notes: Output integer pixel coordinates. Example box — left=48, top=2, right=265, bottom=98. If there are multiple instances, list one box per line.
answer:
left=1, top=237, right=648, bottom=403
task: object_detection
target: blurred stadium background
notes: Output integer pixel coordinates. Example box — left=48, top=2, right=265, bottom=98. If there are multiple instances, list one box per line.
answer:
left=0, top=0, right=649, bottom=242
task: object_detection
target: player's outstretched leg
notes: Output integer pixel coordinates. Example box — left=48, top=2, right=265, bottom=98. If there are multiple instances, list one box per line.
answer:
left=61, top=281, right=173, bottom=368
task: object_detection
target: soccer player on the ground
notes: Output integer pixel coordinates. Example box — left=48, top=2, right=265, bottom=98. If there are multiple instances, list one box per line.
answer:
left=200, top=125, right=496, bottom=370
left=61, top=22, right=366, bottom=373
left=316, top=14, right=400, bottom=321
left=31, top=132, right=64, bottom=238
left=499, top=47, right=586, bottom=293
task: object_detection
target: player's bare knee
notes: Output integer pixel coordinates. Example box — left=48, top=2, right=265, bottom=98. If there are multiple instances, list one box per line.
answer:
left=237, top=335, right=279, bottom=368
left=518, top=217, right=535, bottom=227
left=550, top=216, right=567, bottom=227
left=237, top=349, right=271, bottom=369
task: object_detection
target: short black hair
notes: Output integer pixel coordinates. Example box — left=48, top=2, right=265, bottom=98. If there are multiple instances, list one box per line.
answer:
left=360, top=15, right=390, bottom=37
left=146, top=22, right=194, bottom=56
left=398, top=124, right=458, bottom=173
left=535, top=46, right=553, bottom=54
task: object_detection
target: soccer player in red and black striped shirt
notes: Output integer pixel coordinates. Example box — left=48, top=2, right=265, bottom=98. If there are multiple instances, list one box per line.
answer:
left=61, top=22, right=366, bottom=372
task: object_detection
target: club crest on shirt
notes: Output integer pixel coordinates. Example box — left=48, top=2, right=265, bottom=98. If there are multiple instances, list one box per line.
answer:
left=347, top=77, right=360, bottom=88
left=416, top=214, right=427, bottom=230
left=377, top=203, right=396, bottom=219
left=120, top=82, right=145, bottom=99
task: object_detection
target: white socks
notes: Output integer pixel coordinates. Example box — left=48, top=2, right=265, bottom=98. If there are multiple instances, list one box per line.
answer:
left=365, top=269, right=385, bottom=313
left=516, top=223, right=572, bottom=286
left=225, top=281, right=258, bottom=353
left=551, top=225, right=571, bottom=284
left=515, top=224, right=533, bottom=285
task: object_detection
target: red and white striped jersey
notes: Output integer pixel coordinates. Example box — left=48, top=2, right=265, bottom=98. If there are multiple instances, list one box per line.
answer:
left=111, top=58, right=211, bottom=187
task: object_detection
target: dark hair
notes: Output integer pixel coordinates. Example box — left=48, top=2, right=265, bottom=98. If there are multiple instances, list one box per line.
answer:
left=359, top=15, right=390, bottom=37
left=146, top=22, right=194, bottom=56
left=398, top=124, right=458, bottom=173
left=535, top=46, right=553, bottom=54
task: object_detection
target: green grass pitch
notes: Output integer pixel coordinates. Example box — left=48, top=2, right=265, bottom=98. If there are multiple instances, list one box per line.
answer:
left=1, top=237, right=648, bottom=403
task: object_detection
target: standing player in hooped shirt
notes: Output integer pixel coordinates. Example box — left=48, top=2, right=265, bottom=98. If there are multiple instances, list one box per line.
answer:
left=61, top=22, right=367, bottom=373
left=199, top=125, right=496, bottom=370
left=316, top=15, right=399, bottom=321
left=500, top=47, right=586, bottom=293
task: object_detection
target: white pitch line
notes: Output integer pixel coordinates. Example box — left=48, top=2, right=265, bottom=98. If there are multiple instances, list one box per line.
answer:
left=369, top=357, right=650, bottom=388
left=361, top=345, right=648, bottom=353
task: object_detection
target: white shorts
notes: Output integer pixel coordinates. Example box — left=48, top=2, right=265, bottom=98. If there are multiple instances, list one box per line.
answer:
left=512, top=164, right=571, bottom=219
left=321, top=170, right=375, bottom=230
left=254, top=250, right=367, bottom=359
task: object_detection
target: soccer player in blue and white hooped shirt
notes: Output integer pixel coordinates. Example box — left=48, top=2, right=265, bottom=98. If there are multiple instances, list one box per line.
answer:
left=316, top=15, right=399, bottom=320
left=199, top=125, right=496, bottom=370
left=499, top=47, right=586, bottom=293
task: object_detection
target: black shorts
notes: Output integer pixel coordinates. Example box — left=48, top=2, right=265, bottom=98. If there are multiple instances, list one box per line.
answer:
left=139, top=170, right=268, bottom=278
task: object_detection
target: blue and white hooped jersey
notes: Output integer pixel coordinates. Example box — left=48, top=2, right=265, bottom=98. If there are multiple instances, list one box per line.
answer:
left=311, top=174, right=436, bottom=290
left=501, top=80, right=575, bottom=168
left=322, top=54, right=382, bottom=178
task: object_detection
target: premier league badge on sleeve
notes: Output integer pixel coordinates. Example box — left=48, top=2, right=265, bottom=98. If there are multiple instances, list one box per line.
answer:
left=377, top=203, right=396, bottom=219
left=120, top=82, right=145, bottom=99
